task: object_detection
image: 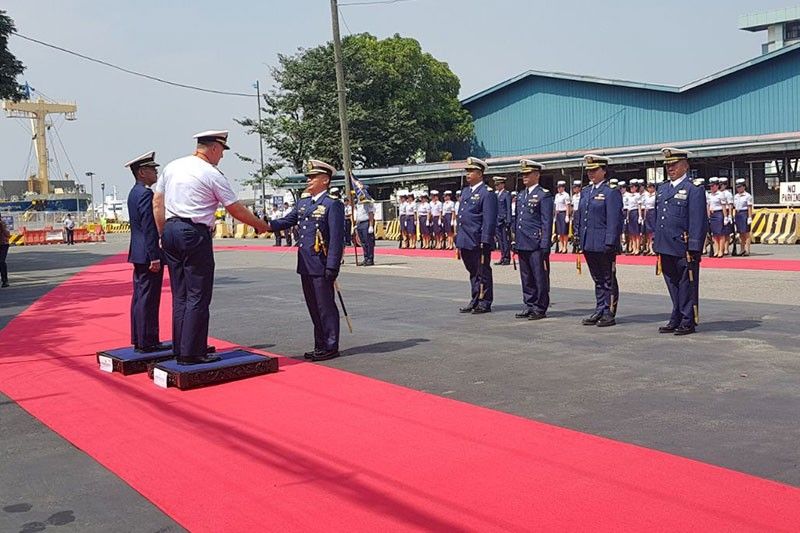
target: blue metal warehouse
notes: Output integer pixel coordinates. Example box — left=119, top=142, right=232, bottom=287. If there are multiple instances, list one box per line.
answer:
left=284, top=8, right=800, bottom=207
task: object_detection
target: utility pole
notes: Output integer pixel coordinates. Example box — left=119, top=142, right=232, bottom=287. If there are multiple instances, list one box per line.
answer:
left=85, top=171, right=95, bottom=222
left=330, top=0, right=354, bottom=201
left=101, top=182, right=105, bottom=222
left=256, top=80, right=267, bottom=213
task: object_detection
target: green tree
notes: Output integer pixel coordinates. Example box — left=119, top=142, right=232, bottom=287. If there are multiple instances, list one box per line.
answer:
left=0, top=10, right=25, bottom=101
left=238, top=33, right=473, bottom=172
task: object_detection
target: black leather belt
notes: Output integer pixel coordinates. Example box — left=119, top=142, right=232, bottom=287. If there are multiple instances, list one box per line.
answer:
left=167, top=217, right=211, bottom=231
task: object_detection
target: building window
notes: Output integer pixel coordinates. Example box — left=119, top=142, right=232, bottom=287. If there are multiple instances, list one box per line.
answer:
left=785, top=21, right=800, bottom=41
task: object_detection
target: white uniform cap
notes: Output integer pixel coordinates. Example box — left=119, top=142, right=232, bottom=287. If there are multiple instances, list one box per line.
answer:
left=511, top=191, right=517, bottom=195
left=735, top=178, right=746, bottom=185
left=718, top=177, right=728, bottom=183
left=519, top=159, right=544, bottom=172
left=193, top=130, right=230, bottom=150
left=444, top=190, right=453, bottom=195
left=124, top=150, right=159, bottom=169
left=618, top=180, right=627, bottom=186
left=305, top=159, right=336, bottom=176
left=430, top=190, right=439, bottom=195
left=709, top=177, right=719, bottom=183
left=610, top=178, right=619, bottom=183
left=464, top=156, right=488, bottom=172
left=572, top=180, right=582, bottom=186
left=557, top=180, right=566, bottom=186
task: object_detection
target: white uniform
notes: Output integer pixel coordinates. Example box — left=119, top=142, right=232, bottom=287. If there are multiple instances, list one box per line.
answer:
left=642, top=191, right=656, bottom=210
left=734, top=192, right=753, bottom=211
left=430, top=200, right=443, bottom=218
left=156, top=155, right=237, bottom=228
left=417, top=201, right=431, bottom=222
left=355, top=202, right=373, bottom=223
left=707, top=191, right=725, bottom=211
left=554, top=191, right=570, bottom=212
left=571, top=192, right=581, bottom=210
left=443, top=200, right=455, bottom=214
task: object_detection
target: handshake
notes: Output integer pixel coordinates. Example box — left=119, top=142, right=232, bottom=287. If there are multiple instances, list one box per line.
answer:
left=255, top=220, right=269, bottom=234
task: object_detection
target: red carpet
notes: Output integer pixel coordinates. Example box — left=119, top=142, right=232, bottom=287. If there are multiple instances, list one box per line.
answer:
left=1, top=255, right=800, bottom=531
left=219, top=243, right=800, bottom=272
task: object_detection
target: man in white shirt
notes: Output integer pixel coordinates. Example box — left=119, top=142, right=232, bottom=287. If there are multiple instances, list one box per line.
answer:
left=153, top=130, right=267, bottom=365
left=355, top=197, right=375, bottom=266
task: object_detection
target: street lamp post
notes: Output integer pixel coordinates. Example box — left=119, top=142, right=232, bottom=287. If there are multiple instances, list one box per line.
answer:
left=100, top=182, right=105, bottom=224
left=85, top=171, right=95, bottom=222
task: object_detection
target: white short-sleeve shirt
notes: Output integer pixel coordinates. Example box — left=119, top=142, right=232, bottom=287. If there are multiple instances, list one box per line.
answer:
left=707, top=191, right=725, bottom=212
left=554, top=191, right=570, bottom=212
left=734, top=192, right=753, bottom=211
left=156, top=155, right=238, bottom=228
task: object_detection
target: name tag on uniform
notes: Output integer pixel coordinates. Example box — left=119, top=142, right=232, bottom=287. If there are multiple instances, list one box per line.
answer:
left=312, top=205, right=326, bottom=218
left=675, top=190, right=688, bottom=200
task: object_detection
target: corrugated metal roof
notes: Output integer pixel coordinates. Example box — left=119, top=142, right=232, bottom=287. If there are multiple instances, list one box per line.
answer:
left=460, top=42, right=800, bottom=104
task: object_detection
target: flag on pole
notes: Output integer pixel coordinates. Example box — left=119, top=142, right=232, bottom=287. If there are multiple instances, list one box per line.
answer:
left=350, top=173, right=373, bottom=202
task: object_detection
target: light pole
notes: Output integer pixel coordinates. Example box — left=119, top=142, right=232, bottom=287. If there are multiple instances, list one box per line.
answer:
left=85, top=171, right=95, bottom=222
left=100, top=182, right=106, bottom=223
left=255, top=80, right=266, bottom=213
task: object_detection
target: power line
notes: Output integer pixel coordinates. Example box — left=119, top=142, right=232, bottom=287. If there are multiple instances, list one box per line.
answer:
left=339, top=0, right=416, bottom=6
left=12, top=32, right=255, bottom=98
left=51, top=122, right=81, bottom=184
left=338, top=8, right=354, bottom=34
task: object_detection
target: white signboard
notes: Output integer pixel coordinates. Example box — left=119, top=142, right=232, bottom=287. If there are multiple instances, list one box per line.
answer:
left=780, top=182, right=800, bottom=205
left=153, top=368, right=169, bottom=388
left=98, top=355, right=113, bottom=373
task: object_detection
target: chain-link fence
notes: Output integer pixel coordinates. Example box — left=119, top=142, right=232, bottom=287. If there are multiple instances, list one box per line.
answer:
left=0, top=211, right=91, bottom=232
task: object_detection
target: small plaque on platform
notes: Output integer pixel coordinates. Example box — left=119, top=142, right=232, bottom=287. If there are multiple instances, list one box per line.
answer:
left=98, top=355, right=114, bottom=373
left=153, top=368, right=169, bottom=388
left=96, top=344, right=175, bottom=375
left=147, top=349, right=278, bottom=390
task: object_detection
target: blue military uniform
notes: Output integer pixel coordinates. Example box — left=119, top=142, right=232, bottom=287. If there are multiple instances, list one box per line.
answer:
left=125, top=151, right=166, bottom=351
left=494, top=177, right=513, bottom=264
left=654, top=147, right=708, bottom=335
left=456, top=157, right=498, bottom=313
left=514, top=160, right=553, bottom=319
left=574, top=154, right=623, bottom=326
left=270, top=160, right=345, bottom=359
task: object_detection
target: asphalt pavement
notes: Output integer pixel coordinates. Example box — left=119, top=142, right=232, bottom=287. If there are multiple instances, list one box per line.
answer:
left=1, top=236, right=799, bottom=532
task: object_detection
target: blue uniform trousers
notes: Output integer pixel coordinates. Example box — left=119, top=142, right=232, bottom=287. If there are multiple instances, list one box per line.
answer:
left=660, top=253, right=700, bottom=328
left=162, top=219, right=214, bottom=358
left=301, top=275, right=339, bottom=351
left=496, top=222, right=511, bottom=261
left=460, top=247, right=493, bottom=309
left=584, top=251, right=619, bottom=315
left=130, top=263, right=163, bottom=348
left=0, top=244, right=8, bottom=284
left=356, top=220, right=374, bottom=262
left=518, top=249, right=550, bottom=314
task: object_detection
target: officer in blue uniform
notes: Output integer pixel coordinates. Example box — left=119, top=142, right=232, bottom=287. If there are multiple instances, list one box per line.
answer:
left=268, top=160, right=345, bottom=360
left=456, top=157, right=498, bottom=314
left=125, top=151, right=170, bottom=353
left=513, top=160, right=554, bottom=320
left=494, top=176, right=513, bottom=265
left=654, top=147, right=708, bottom=335
left=574, top=154, right=623, bottom=327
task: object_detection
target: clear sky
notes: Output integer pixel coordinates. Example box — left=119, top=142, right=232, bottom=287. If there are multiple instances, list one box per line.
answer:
left=0, top=0, right=793, bottom=200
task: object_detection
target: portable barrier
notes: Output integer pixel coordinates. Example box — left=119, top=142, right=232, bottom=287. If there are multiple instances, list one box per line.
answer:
left=9, top=232, right=24, bottom=246
left=383, top=219, right=400, bottom=240
left=214, top=221, right=233, bottom=239
left=751, top=209, right=800, bottom=245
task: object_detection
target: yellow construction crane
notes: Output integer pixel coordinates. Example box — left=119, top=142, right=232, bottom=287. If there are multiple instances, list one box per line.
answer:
left=2, top=98, right=77, bottom=195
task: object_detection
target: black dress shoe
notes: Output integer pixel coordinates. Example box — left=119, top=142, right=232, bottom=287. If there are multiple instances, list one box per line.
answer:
left=674, top=326, right=696, bottom=336
left=493, top=260, right=504, bottom=265
left=471, top=307, right=491, bottom=314
left=658, top=324, right=678, bottom=334
left=136, top=342, right=173, bottom=354
left=582, top=312, right=602, bottom=325
left=515, top=309, right=533, bottom=319
left=459, top=305, right=475, bottom=313
left=310, top=349, right=340, bottom=361
left=176, top=354, right=222, bottom=365
left=303, top=350, right=317, bottom=360
left=596, top=314, right=616, bottom=327
left=1, top=282, right=9, bottom=288
left=528, top=312, right=546, bottom=321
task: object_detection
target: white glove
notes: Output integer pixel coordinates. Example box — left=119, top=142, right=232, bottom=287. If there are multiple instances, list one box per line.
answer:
left=367, top=226, right=374, bottom=234
left=638, top=217, right=643, bottom=224
left=724, top=216, right=730, bottom=224
left=747, top=217, right=752, bottom=224
left=565, top=216, right=570, bottom=224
